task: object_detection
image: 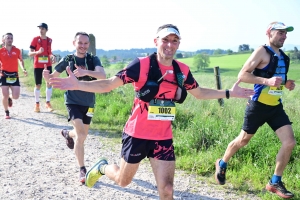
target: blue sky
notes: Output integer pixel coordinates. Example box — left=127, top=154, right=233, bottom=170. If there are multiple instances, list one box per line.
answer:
left=1, top=0, right=299, bottom=52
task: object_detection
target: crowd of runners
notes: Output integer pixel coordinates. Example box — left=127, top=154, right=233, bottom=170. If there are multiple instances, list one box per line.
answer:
left=0, top=21, right=296, bottom=199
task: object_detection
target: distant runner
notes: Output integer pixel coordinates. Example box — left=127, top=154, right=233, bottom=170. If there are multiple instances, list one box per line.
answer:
left=29, top=23, right=55, bottom=112
left=0, top=33, right=27, bottom=119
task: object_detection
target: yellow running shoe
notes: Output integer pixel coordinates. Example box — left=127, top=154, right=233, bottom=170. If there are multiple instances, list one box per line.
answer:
left=45, top=102, right=54, bottom=112
left=34, top=103, right=40, bottom=112
left=85, top=158, right=108, bottom=188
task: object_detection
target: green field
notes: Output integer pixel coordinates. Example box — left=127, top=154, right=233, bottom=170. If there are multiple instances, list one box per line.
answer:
left=22, top=53, right=300, bottom=199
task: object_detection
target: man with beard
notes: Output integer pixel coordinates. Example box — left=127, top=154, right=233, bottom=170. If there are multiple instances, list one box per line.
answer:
left=43, top=32, right=106, bottom=183
left=48, top=24, right=254, bottom=199
left=0, top=33, right=27, bottom=119
left=215, top=22, right=296, bottom=199
left=29, top=23, right=55, bottom=112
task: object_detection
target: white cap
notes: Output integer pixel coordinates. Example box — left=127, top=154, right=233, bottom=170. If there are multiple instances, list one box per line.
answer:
left=156, top=28, right=181, bottom=39
left=267, top=22, right=294, bottom=33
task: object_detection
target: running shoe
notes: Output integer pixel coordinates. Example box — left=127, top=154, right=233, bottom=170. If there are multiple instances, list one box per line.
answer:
left=45, top=102, right=54, bottom=112
left=266, top=180, right=294, bottom=199
left=5, top=111, right=10, bottom=119
left=61, top=129, right=74, bottom=149
left=8, top=97, right=12, bottom=107
left=34, top=103, right=40, bottom=112
left=85, top=158, right=108, bottom=188
left=215, top=158, right=226, bottom=185
left=79, top=167, right=87, bottom=184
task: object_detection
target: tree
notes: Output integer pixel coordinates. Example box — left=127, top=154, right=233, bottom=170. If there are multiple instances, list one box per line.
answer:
left=101, top=55, right=110, bottom=68
left=193, top=53, right=210, bottom=71
left=213, top=48, right=223, bottom=55
left=175, top=53, right=183, bottom=58
left=226, top=49, right=233, bottom=55
left=238, top=44, right=250, bottom=52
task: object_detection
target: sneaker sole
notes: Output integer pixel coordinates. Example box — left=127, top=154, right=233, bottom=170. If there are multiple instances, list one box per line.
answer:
left=61, top=129, right=74, bottom=149
left=215, top=158, right=225, bottom=185
left=85, top=158, right=108, bottom=188
left=266, top=184, right=294, bottom=199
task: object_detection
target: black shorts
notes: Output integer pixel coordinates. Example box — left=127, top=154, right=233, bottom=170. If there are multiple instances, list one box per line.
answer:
left=242, top=100, right=292, bottom=134
left=121, top=132, right=175, bottom=164
left=0, top=76, right=20, bottom=86
left=66, top=104, right=92, bottom=125
left=34, top=67, right=52, bottom=85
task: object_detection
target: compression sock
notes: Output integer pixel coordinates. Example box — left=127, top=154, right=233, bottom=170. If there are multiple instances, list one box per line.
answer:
left=34, top=88, right=40, bottom=103
left=46, top=87, right=52, bottom=102
left=219, top=159, right=227, bottom=168
left=5, top=110, right=9, bottom=116
left=271, top=174, right=282, bottom=183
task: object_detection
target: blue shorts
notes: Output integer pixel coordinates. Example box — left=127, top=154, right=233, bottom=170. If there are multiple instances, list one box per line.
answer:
left=242, top=100, right=292, bottom=134
left=121, top=132, right=175, bottom=164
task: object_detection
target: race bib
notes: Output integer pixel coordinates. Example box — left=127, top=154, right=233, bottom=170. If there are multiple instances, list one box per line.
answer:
left=148, top=99, right=176, bottom=121
left=86, top=107, right=94, bottom=117
left=268, top=85, right=284, bottom=96
left=6, top=77, right=17, bottom=84
left=38, top=56, right=49, bottom=63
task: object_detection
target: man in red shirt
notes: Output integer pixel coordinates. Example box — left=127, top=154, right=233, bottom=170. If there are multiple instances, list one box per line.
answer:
left=29, top=23, right=55, bottom=112
left=0, top=33, right=27, bottom=119
left=49, top=24, right=254, bottom=199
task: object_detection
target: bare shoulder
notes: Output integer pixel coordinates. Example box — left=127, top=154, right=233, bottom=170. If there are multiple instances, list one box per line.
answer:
left=247, top=46, right=270, bottom=69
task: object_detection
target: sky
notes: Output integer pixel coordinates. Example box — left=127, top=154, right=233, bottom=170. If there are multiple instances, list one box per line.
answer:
left=1, top=0, right=299, bottom=52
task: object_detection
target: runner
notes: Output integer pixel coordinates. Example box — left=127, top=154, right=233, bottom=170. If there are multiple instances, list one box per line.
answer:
left=29, top=23, right=55, bottom=112
left=215, top=21, right=296, bottom=199
left=0, top=33, right=27, bottom=119
left=49, top=24, right=254, bottom=199
left=43, top=32, right=106, bottom=183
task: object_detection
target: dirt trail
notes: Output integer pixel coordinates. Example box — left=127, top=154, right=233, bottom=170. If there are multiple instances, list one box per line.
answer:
left=0, top=85, right=261, bottom=200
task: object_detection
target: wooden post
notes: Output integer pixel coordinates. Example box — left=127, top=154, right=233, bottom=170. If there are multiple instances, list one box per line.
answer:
left=88, top=34, right=96, bottom=55
left=214, top=66, right=224, bottom=107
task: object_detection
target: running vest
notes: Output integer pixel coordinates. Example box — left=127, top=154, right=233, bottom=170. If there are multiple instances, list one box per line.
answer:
left=64, top=53, right=97, bottom=81
left=253, top=45, right=289, bottom=82
left=136, top=53, right=187, bottom=103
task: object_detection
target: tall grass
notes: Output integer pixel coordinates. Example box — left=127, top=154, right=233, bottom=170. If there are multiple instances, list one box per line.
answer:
left=22, top=55, right=300, bottom=199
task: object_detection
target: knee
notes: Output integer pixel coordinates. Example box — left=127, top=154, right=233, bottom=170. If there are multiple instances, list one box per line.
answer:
left=284, top=138, right=296, bottom=150
left=115, top=177, right=132, bottom=188
left=75, top=132, right=87, bottom=144
left=159, top=183, right=174, bottom=198
left=12, top=94, right=19, bottom=99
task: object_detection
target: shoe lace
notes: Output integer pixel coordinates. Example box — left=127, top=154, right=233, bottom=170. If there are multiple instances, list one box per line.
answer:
left=277, top=181, right=288, bottom=191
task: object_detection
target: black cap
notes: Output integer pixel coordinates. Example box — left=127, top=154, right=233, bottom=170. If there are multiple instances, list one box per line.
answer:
left=37, top=23, right=48, bottom=30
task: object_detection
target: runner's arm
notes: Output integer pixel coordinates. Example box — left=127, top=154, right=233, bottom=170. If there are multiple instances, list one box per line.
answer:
left=188, top=79, right=254, bottom=99
left=50, top=66, right=123, bottom=93
left=84, top=66, right=106, bottom=79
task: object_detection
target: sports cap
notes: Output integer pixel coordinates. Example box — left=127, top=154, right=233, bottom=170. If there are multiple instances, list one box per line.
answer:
left=37, top=23, right=48, bottom=30
left=156, top=28, right=181, bottom=39
left=267, top=22, right=294, bottom=34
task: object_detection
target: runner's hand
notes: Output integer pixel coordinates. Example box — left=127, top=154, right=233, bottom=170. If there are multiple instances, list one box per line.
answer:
left=265, top=76, right=282, bottom=87
left=43, top=64, right=50, bottom=82
left=37, top=47, right=44, bottom=54
left=23, top=69, right=28, bottom=77
left=285, top=80, right=295, bottom=91
left=229, top=79, right=255, bottom=98
left=73, top=64, right=87, bottom=77
left=50, top=66, right=79, bottom=90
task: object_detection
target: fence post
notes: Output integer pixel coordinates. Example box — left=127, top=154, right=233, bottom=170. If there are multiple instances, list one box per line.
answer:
left=214, top=66, right=224, bottom=107
left=88, top=34, right=96, bottom=55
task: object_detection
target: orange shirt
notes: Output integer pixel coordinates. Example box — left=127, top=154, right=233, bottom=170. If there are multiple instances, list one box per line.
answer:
left=30, top=36, right=52, bottom=68
left=0, top=46, right=21, bottom=72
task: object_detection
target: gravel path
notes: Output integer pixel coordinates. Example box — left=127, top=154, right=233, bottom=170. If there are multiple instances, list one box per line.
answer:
left=0, top=84, right=262, bottom=200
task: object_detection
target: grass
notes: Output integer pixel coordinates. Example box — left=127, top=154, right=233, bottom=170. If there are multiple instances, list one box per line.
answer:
left=21, top=54, right=300, bottom=199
